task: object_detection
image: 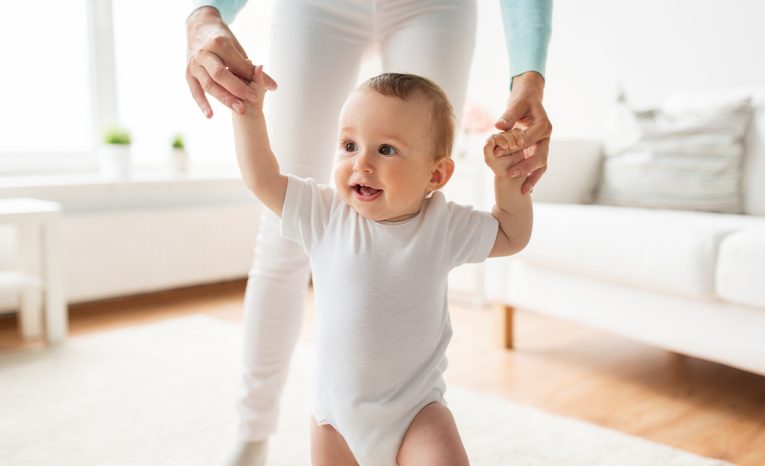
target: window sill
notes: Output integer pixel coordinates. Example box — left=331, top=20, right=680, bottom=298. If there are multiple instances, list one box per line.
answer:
left=0, top=168, right=242, bottom=189
left=0, top=169, right=254, bottom=213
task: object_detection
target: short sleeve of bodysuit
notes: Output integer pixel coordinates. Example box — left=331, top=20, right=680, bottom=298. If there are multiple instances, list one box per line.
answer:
left=445, top=199, right=499, bottom=268
left=280, top=174, right=341, bottom=253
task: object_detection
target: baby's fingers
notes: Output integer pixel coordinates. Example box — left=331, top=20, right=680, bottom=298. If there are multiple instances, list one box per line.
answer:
left=484, top=134, right=500, bottom=159
left=484, top=133, right=514, bottom=158
left=243, top=65, right=268, bottom=103
left=494, top=134, right=510, bottom=152
left=495, top=128, right=525, bottom=154
left=505, top=128, right=525, bottom=151
left=253, top=64, right=265, bottom=86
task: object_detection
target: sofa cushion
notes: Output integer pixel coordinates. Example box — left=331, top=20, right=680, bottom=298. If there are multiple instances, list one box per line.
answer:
left=596, top=94, right=754, bottom=213
left=662, top=89, right=765, bottom=215
left=517, top=203, right=764, bottom=298
left=716, top=227, right=765, bottom=308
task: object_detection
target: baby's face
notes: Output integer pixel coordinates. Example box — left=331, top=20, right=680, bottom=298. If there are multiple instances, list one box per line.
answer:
left=334, top=89, right=448, bottom=222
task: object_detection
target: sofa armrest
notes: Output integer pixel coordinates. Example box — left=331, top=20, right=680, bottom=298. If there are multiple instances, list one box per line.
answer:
left=531, top=139, right=603, bottom=204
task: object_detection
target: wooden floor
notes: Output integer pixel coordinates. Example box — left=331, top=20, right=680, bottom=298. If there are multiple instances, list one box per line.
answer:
left=1, top=279, right=763, bottom=465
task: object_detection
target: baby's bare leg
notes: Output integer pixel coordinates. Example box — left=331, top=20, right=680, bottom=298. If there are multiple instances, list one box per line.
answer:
left=397, top=402, right=469, bottom=466
left=310, top=417, right=359, bottom=466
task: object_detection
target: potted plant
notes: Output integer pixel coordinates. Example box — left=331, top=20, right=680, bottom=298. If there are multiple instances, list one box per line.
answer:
left=168, top=132, right=189, bottom=174
left=100, top=126, right=132, bottom=179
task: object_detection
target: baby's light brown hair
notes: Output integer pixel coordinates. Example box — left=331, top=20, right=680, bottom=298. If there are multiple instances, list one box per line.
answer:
left=361, top=73, right=455, bottom=159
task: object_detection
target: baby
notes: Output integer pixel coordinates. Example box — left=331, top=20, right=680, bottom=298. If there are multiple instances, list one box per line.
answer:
left=232, top=67, right=532, bottom=466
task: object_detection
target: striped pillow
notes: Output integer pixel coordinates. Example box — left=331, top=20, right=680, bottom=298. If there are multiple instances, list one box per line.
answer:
left=596, top=95, right=753, bottom=213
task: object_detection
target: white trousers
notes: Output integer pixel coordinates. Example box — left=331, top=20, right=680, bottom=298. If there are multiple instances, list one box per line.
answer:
left=239, top=0, right=477, bottom=441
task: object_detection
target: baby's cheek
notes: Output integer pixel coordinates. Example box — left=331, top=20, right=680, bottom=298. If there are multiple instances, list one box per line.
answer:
left=333, top=162, right=349, bottom=184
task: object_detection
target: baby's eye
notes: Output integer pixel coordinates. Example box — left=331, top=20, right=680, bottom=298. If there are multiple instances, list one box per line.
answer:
left=343, top=141, right=357, bottom=152
left=378, top=144, right=398, bottom=156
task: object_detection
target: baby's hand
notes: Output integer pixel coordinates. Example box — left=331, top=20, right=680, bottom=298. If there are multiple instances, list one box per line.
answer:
left=240, top=64, right=268, bottom=115
left=483, top=129, right=527, bottom=179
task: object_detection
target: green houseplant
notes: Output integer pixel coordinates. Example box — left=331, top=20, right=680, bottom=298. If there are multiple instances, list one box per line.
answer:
left=103, top=127, right=132, bottom=145
left=168, top=132, right=189, bottom=174
left=170, top=133, right=185, bottom=150
left=100, top=126, right=132, bottom=179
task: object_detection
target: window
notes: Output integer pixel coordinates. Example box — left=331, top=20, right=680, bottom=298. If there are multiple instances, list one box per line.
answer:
left=111, top=0, right=275, bottom=171
left=0, top=1, right=92, bottom=166
left=111, top=0, right=233, bottom=171
left=0, top=0, right=275, bottom=176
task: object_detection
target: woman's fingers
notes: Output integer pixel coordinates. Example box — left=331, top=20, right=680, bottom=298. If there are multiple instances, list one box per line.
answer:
left=191, top=50, right=277, bottom=112
left=508, top=138, right=550, bottom=179
left=185, top=9, right=277, bottom=116
left=522, top=165, right=547, bottom=194
left=495, top=100, right=526, bottom=131
left=212, top=36, right=277, bottom=90
left=186, top=71, right=213, bottom=118
left=518, top=104, right=553, bottom=151
left=192, top=65, right=246, bottom=114
left=197, top=49, right=257, bottom=101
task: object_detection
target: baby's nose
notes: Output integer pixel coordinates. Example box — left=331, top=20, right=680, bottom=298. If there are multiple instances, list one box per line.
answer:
left=353, top=152, right=374, bottom=173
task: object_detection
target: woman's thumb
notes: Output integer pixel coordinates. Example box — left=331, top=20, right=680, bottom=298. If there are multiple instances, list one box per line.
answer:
left=495, top=105, right=524, bottom=131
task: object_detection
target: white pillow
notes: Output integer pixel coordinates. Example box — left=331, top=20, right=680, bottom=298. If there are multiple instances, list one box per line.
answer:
left=596, top=94, right=754, bottom=213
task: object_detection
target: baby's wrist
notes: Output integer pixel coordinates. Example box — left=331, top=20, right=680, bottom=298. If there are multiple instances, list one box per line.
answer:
left=490, top=166, right=514, bottom=180
left=494, top=172, right=524, bottom=186
left=238, top=105, right=266, bottom=119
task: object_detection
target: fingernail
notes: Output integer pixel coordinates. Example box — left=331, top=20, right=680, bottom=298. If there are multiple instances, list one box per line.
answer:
left=512, top=170, right=521, bottom=177
left=498, top=118, right=508, bottom=125
left=248, top=92, right=259, bottom=101
left=233, top=101, right=244, bottom=113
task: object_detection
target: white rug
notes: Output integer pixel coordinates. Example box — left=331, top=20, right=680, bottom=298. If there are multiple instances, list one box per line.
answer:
left=0, top=316, right=735, bottom=466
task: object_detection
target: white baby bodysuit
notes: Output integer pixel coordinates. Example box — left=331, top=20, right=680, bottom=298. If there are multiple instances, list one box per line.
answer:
left=280, top=175, right=498, bottom=466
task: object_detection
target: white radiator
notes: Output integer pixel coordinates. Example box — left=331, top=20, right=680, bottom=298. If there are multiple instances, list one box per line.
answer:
left=0, top=202, right=260, bottom=311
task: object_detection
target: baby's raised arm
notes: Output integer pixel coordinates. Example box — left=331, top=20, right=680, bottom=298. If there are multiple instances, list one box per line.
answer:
left=232, top=65, right=288, bottom=216
left=484, top=130, right=534, bottom=257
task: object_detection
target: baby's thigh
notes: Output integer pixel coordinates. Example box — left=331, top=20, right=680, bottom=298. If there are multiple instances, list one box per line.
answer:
left=310, top=417, right=359, bottom=466
left=397, top=402, right=469, bottom=466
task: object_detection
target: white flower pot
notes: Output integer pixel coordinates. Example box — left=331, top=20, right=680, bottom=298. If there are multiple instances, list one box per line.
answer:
left=168, top=148, right=189, bottom=174
left=99, top=145, right=131, bottom=179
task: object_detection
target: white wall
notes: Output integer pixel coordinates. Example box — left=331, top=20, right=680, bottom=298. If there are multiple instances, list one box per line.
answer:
left=467, top=0, right=765, bottom=139
left=221, top=0, right=765, bottom=139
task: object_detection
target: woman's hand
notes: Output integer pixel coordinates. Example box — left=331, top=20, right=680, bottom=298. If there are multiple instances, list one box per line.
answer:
left=185, top=6, right=278, bottom=118
left=494, top=72, right=552, bottom=194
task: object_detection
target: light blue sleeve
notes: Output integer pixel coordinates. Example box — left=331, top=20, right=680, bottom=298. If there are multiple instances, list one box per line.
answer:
left=500, top=0, right=553, bottom=89
left=191, top=0, right=249, bottom=24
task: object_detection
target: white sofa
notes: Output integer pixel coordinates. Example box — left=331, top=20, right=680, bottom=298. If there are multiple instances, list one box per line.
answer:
left=486, top=99, right=765, bottom=377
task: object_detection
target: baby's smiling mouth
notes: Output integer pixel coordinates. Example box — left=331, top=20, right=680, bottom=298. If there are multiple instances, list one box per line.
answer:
left=352, top=184, right=383, bottom=199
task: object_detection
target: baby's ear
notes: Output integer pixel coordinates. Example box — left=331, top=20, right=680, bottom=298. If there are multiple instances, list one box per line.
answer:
left=429, top=156, right=455, bottom=190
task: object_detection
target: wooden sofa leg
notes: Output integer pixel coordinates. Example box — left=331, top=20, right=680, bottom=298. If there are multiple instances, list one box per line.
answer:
left=504, top=305, right=515, bottom=349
